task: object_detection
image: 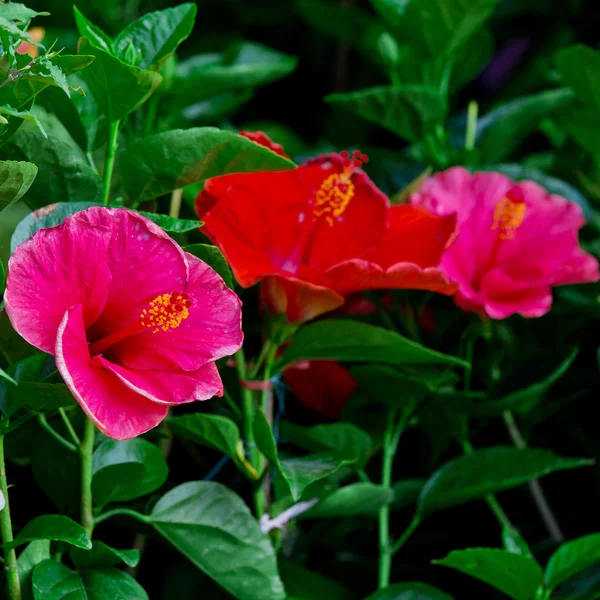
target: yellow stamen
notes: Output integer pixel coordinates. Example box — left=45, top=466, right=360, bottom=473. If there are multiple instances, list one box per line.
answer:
left=140, top=292, right=191, bottom=334
left=492, top=196, right=526, bottom=240
left=313, top=173, right=354, bottom=226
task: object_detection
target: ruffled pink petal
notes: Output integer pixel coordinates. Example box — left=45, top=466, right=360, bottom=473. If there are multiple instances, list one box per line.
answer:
left=111, top=253, right=243, bottom=371
left=96, top=358, right=223, bottom=404
left=325, top=259, right=457, bottom=296
left=55, top=304, right=168, bottom=440
left=84, top=208, right=188, bottom=341
left=5, top=215, right=112, bottom=354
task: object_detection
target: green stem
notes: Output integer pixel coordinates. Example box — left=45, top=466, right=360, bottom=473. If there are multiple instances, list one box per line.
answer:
left=80, top=418, right=95, bottom=538
left=0, top=434, right=22, bottom=600
left=37, top=414, right=77, bottom=452
left=464, top=100, right=479, bottom=152
left=94, top=507, right=150, bottom=527
left=58, top=408, right=81, bottom=446
left=169, top=188, right=183, bottom=219
left=391, top=514, right=421, bottom=555
left=249, top=341, right=272, bottom=380
left=102, top=120, right=121, bottom=207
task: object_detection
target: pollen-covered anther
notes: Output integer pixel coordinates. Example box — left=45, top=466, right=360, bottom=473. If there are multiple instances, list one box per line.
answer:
left=140, top=292, right=191, bottom=334
left=313, top=150, right=368, bottom=226
left=492, top=192, right=527, bottom=240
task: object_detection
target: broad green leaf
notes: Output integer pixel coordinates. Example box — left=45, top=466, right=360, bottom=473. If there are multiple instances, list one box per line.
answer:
left=92, top=438, right=168, bottom=507
left=73, top=6, right=113, bottom=54
left=180, top=90, right=254, bottom=125
left=281, top=421, right=372, bottom=468
left=184, top=244, right=234, bottom=289
left=120, top=127, right=295, bottom=204
left=2, top=131, right=101, bottom=211
left=391, top=479, right=425, bottom=511
left=365, top=582, right=454, bottom=599
left=418, top=447, right=592, bottom=517
left=135, top=210, right=201, bottom=233
left=0, top=3, right=49, bottom=21
left=326, top=85, right=446, bottom=143
left=0, top=105, right=46, bottom=137
left=18, top=540, right=50, bottom=600
left=555, top=45, right=600, bottom=115
left=150, top=481, right=285, bottom=600
left=78, top=38, right=162, bottom=122
left=174, top=42, right=297, bottom=100
left=545, top=533, right=600, bottom=592
left=555, top=102, right=600, bottom=159
left=32, top=560, right=85, bottom=600
left=477, top=88, right=573, bottom=163
left=2, top=381, right=76, bottom=419
left=0, top=161, right=38, bottom=212
left=469, top=348, right=578, bottom=417
left=114, top=3, right=197, bottom=69
left=68, top=74, right=109, bottom=153
left=302, top=483, right=393, bottom=518
left=40, top=86, right=89, bottom=153
left=11, top=202, right=97, bottom=252
left=5, top=515, right=91, bottom=550
left=274, top=320, right=467, bottom=372
left=71, top=541, right=140, bottom=570
left=433, top=549, right=543, bottom=600
left=279, top=559, right=354, bottom=600
left=79, top=568, right=148, bottom=599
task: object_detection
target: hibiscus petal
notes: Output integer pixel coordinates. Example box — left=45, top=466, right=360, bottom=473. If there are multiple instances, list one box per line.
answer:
left=112, top=252, right=243, bottom=371
left=261, top=275, right=345, bottom=323
left=55, top=304, right=168, bottom=440
left=325, top=259, right=457, bottom=296
left=5, top=216, right=112, bottom=354
left=97, top=358, right=223, bottom=404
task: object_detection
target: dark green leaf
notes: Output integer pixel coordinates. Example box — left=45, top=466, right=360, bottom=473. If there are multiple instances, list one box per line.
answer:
left=279, top=559, right=354, bottom=600
left=40, top=86, right=89, bottom=153
left=418, top=447, right=592, bottom=517
left=150, top=481, right=285, bottom=600
left=120, top=127, right=294, bottom=204
left=477, top=88, right=573, bottom=163
left=3, top=382, right=76, bottom=417
left=326, top=85, right=446, bottom=143
left=555, top=102, right=600, bottom=159
left=78, top=38, right=162, bottom=122
left=2, top=131, right=101, bottom=212
left=302, top=483, right=393, bottom=518
left=18, top=541, right=50, bottom=600
left=555, top=45, right=600, bottom=114
left=0, top=105, right=46, bottom=136
left=546, top=534, right=600, bottom=592
left=114, top=3, right=197, bottom=69
left=11, top=202, right=97, bottom=252
left=5, top=515, right=91, bottom=550
left=365, top=582, right=454, bottom=599
left=0, top=260, right=5, bottom=293
left=73, top=6, right=113, bottom=53
left=32, top=560, right=85, bottom=600
left=180, top=90, right=254, bottom=125
left=274, top=320, right=467, bottom=372
left=433, top=549, right=543, bottom=600
left=184, top=244, right=234, bottom=289
left=71, top=541, right=140, bottom=570
left=0, top=160, right=37, bottom=212
left=391, top=479, right=425, bottom=511
left=135, top=210, right=200, bottom=233
left=79, top=569, right=148, bottom=599
left=92, top=438, right=168, bottom=508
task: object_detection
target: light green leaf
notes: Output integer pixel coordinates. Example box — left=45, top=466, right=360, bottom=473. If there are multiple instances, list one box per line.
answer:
left=0, top=160, right=38, bottom=212
left=150, top=481, right=285, bottom=600
left=135, top=210, right=201, bottom=233
left=0, top=3, right=49, bottom=21
left=433, top=549, right=543, bottom=600
left=18, top=540, right=50, bottom=600
left=120, top=126, right=295, bottom=204
left=545, top=533, right=600, bottom=592
left=326, top=85, right=446, bottom=143
left=0, top=105, right=46, bottom=137
left=4, top=515, right=91, bottom=550
left=184, top=244, right=234, bottom=289
left=274, top=320, right=467, bottom=372
left=365, top=582, right=454, bottom=599
left=418, top=447, right=592, bottom=517
left=114, top=3, right=197, bottom=69
left=302, top=483, right=393, bottom=518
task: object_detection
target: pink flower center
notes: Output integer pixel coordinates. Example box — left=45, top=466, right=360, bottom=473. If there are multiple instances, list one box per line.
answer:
left=88, top=291, right=191, bottom=356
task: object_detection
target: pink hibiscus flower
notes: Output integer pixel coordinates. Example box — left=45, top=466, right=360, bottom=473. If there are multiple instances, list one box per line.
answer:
left=4, top=207, right=243, bottom=439
left=411, top=167, right=600, bottom=319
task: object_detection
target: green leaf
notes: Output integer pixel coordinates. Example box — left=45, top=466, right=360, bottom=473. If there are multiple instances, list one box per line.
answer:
left=418, top=447, right=592, bottom=518
left=371, top=0, right=497, bottom=56
left=18, top=541, right=50, bottom=600
left=78, top=38, right=162, bottom=122
left=281, top=421, right=372, bottom=469
left=545, top=533, right=600, bottom=592
left=391, top=479, right=425, bottom=511
left=365, top=582, right=454, bottom=599
left=302, top=483, right=393, bottom=518
left=0, top=3, right=49, bottom=21
left=0, top=160, right=38, bottom=212
left=555, top=102, right=600, bottom=159
left=469, top=348, right=578, bottom=417
left=174, top=42, right=297, bottom=100
left=274, top=320, right=467, bottom=372
left=279, top=559, right=354, bottom=600
left=0, top=261, right=5, bottom=293
left=477, top=88, right=573, bottom=163
left=71, top=541, right=140, bottom=570
left=556, top=45, right=600, bottom=115
left=73, top=6, right=113, bottom=54
left=113, top=3, right=197, bottom=69
left=2, top=131, right=101, bottom=211
left=135, top=210, right=200, bottom=233
left=92, top=438, right=168, bottom=508
left=10, top=202, right=97, bottom=252
left=0, top=105, right=46, bottom=137
left=79, top=569, right=148, bottom=599
left=326, top=85, right=447, bottom=143
left=184, top=244, right=234, bottom=289
left=32, top=560, right=86, bottom=600
left=5, top=515, right=91, bottom=550
left=120, top=126, right=295, bottom=204
left=433, top=549, right=543, bottom=600
left=150, top=481, right=285, bottom=600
